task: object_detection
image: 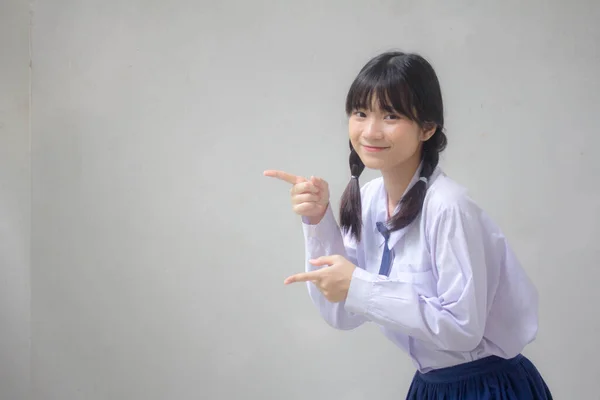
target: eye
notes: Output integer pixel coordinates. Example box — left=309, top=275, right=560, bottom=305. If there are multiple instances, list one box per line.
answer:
left=384, top=113, right=401, bottom=120
left=353, top=110, right=367, bottom=118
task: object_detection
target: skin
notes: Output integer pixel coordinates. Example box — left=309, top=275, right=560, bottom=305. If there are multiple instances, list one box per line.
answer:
left=350, top=102, right=435, bottom=216
left=264, top=99, right=435, bottom=303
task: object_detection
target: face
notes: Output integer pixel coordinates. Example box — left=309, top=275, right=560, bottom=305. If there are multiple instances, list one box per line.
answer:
left=348, top=100, right=435, bottom=173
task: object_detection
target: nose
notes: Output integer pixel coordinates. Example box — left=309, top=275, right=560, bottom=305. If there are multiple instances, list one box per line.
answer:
left=362, top=118, right=384, bottom=140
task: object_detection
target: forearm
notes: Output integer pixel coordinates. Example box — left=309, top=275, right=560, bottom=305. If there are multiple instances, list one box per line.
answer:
left=302, top=205, right=367, bottom=330
left=344, top=268, right=485, bottom=351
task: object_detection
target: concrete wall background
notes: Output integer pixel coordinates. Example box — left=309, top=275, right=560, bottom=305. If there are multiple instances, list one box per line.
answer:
left=0, top=1, right=31, bottom=400
left=2, top=0, right=598, bottom=399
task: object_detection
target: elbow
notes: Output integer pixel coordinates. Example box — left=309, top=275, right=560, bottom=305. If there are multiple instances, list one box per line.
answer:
left=431, top=316, right=485, bottom=352
left=325, top=319, right=357, bottom=331
left=438, top=325, right=484, bottom=352
left=307, top=285, right=363, bottom=331
left=447, top=331, right=484, bottom=352
left=321, top=309, right=362, bottom=331
left=432, top=303, right=486, bottom=352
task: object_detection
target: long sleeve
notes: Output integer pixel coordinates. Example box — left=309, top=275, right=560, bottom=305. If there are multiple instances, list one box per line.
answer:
left=344, top=204, right=489, bottom=351
left=301, top=204, right=368, bottom=330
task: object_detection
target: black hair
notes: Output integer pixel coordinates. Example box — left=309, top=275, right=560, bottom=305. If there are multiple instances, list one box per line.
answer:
left=339, top=51, right=447, bottom=242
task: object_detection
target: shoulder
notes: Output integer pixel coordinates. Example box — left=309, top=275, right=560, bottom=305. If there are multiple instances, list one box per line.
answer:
left=422, top=168, right=509, bottom=251
left=423, top=169, right=485, bottom=223
left=422, top=169, right=513, bottom=266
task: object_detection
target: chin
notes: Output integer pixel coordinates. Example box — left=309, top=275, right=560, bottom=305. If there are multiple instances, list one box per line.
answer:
left=359, top=157, right=386, bottom=171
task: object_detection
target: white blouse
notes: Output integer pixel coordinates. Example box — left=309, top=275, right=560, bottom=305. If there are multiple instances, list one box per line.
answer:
left=301, top=166, right=539, bottom=372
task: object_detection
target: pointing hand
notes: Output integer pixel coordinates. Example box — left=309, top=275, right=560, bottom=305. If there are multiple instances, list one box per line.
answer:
left=283, top=255, right=356, bottom=303
left=264, top=170, right=330, bottom=224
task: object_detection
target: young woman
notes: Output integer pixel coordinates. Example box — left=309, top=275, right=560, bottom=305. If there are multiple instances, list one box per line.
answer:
left=264, top=51, right=553, bottom=399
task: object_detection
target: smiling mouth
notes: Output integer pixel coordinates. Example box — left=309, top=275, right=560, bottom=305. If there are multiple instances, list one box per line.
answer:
left=362, top=145, right=389, bottom=152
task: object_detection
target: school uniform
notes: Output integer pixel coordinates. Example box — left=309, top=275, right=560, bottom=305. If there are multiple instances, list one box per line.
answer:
left=301, top=165, right=553, bottom=399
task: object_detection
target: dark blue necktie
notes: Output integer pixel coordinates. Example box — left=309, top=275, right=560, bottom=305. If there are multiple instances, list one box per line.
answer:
left=376, top=222, right=392, bottom=276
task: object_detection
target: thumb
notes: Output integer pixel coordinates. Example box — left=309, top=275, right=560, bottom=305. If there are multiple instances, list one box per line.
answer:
left=309, top=255, right=339, bottom=267
left=309, top=176, right=319, bottom=190
left=310, top=176, right=325, bottom=189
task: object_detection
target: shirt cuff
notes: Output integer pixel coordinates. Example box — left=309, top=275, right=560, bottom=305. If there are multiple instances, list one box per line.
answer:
left=344, top=267, right=375, bottom=315
left=301, top=204, right=338, bottom=242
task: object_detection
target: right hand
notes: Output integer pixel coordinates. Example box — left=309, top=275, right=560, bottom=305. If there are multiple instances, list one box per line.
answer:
left=263, top=170, right=330, bottom=223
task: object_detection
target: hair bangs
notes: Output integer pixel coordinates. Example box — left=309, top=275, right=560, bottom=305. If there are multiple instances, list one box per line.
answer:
left=345, top=59, right=419, bottom=121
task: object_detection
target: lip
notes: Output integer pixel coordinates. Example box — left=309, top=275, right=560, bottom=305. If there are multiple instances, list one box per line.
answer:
left=362, top=145, right=389, bottom=153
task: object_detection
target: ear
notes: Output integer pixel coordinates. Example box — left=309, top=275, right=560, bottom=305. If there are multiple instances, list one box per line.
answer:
left=420, top=123, right=437, bottom=142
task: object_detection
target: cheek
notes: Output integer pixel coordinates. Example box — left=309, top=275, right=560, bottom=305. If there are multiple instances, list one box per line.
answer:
left=348, top=124, right=361, bottom=142
left=388, top=124, right=418, bottom=143
left=388, top=129, right=421, bottom=153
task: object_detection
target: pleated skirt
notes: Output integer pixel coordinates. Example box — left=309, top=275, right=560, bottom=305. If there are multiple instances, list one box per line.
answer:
left=406, top=354, right=553, bottom=399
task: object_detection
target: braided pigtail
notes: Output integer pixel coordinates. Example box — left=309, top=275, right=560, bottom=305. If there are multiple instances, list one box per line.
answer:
left=339, top=140, right=366, bottom=242
left=388, top=126, right=447, bottom=230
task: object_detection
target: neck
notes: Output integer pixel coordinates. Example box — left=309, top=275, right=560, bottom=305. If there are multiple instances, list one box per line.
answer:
left=381, top=154, right=421, bottom=217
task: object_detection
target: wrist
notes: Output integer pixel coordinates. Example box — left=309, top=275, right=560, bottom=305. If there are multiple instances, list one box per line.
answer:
left=306, top=215, right=323, bottom=225
left=304, top=203, right=329, bottom=225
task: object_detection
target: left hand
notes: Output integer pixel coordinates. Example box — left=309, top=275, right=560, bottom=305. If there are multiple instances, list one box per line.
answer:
left=284, top=255, right=356, bottom=303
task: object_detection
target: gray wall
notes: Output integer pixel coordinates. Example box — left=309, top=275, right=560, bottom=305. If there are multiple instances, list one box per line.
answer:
left=2, top=0, right=599, bottom=399
left=0, top=1, right=31, bottom=400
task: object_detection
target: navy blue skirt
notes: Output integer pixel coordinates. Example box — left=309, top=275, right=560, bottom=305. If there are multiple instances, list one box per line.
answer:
left=406, top=354, right=552, bottom=399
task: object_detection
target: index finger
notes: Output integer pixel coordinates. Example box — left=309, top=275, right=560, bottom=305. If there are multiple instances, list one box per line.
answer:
left=284, top=270, right=322, bottom=285
left=263, top=170, right=306, bottom=185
